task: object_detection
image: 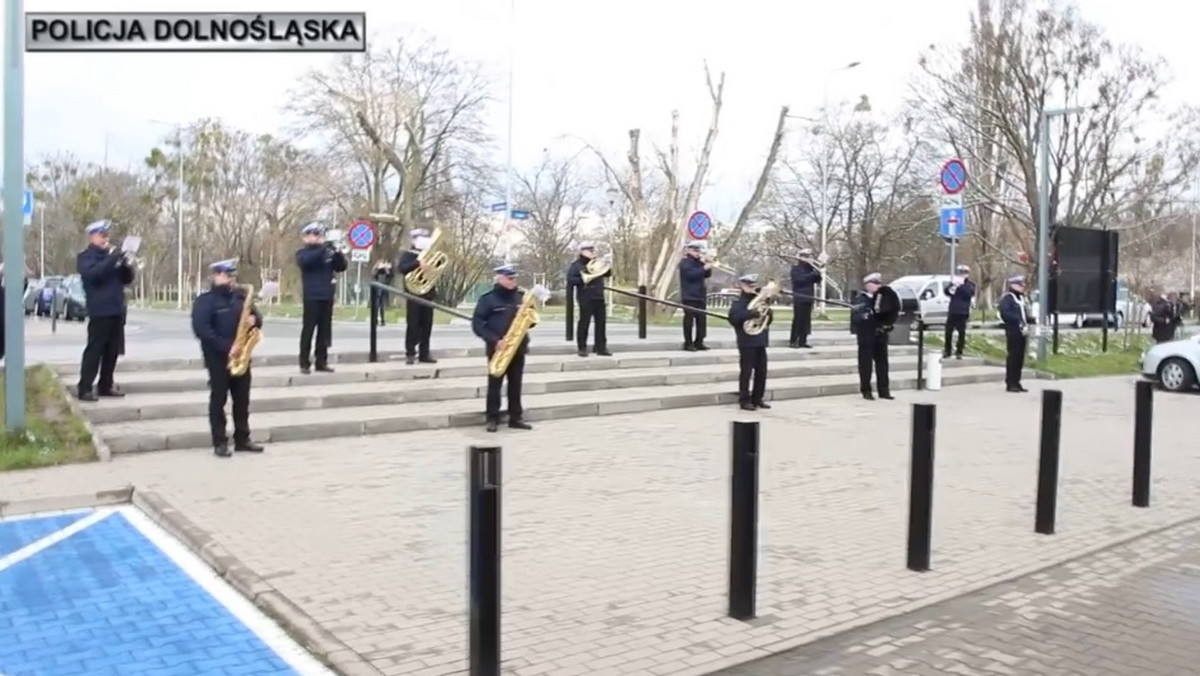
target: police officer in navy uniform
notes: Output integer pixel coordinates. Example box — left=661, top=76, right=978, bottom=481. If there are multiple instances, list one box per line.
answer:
left=371, top=261, right=394, bottom=327
left=395, top=228, right=439, bottom=365
left=678, top=241, right=713, bottom=351
left=998, top=274, right=1030, bottom=393
left=76, top=219, right=135, bottom=401
left=295, top=221, right=347, bottom=374
left=851, top=272, right=893, bottom=401
left=471, top=265, right=533, bottom=433
left=943, top=264, right=976, bottom=360
left=789, top=248, right=823, bottom=348
left=191, top=259, right=265, bottom=458
left=566, top=242, right=612, bottom=357
left=728, top=274, right=772, bottom=411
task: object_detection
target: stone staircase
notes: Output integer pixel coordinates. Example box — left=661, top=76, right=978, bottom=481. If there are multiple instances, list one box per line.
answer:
left=55, top=337, right=1010, bottom=454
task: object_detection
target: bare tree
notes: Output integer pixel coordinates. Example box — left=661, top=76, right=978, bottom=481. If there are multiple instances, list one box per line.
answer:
left=512, top=152, right=590, bottom=277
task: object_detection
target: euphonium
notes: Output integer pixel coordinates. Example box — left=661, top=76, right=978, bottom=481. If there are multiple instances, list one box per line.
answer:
left=743, top=281, right=780, bottom=336
left=488, top=284, right=551, bottom=377
left=405, top=228, right=450, bottom=296
left=581, top=253, right=612, bottom=284
left=228, top=284, right=262, bottom=377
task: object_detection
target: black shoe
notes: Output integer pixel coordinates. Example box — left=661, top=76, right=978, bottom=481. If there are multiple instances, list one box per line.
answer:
left=508, top=420, right=532, bottom=430
left=1006, top=386, right=1023, bottom=393
left=595, top=350, right=613, bottom=357
left=683, top=344, right=696, bottom=352
left=1017, top=385, right=1029, bottom=392
left=942, top=352, right=951, bottom=360
left=798, top=344, right=813, bottom=349
left=405, top=356, right=416, bottom=365
left=576, top=350, right=589, bottom=357
left=214, top=444, right=232, bottom=458
left=300, top=366, right=312, bottom=375
left=694, top=343, right=710, bottom=351
left=955, top=354, right=963, bottom=360
left=753, top=401, right=771, bottom=409
left=862, top=392, right=875, bottom=401
left=234, top=441, right=264, bottom=453
left=418, top=357, right=438, bottom=364
left=739, top=402, right=756, bottom=411
left=78, top=390, right=98, bottom=402
left=879, top=393, right=895, bottom=400
left=315, top=365, right=335, bottom=373
left=98, top=390, right=125, bottom=398
left=486, top=420, right=499, bottom=433
left=788, top=340, right=799, bottom=348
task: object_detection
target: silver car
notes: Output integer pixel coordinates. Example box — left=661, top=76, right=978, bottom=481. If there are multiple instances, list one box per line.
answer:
left=1141, top=334, right=1200, bottom=392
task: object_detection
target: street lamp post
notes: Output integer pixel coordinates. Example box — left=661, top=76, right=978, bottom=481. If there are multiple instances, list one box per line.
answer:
left=501, top=0, right=516, bottom=264
left=3, top=0, right=27, bottom=429
left=1035, top=106, right=1084, bottom=363
left=817, top=61, right=860, bottom=309
left=150, top=119, right=186, bottom=308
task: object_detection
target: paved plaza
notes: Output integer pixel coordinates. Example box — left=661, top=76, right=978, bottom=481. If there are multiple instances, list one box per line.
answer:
left=2, top=376, right=1200, bottom=675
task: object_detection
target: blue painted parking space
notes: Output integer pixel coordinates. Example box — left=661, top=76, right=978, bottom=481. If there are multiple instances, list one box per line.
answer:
left=0, top=508, right=327, bottom=676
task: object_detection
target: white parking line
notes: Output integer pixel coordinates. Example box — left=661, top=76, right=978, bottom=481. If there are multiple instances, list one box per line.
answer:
left=0, top=509, right=112, bottom=575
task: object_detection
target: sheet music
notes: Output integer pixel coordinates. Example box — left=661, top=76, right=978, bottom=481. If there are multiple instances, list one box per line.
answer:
left=121, top=236, right=142, bottom=255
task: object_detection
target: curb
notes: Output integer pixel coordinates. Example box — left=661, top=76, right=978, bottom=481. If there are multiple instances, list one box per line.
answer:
left=132, top=490, right=384, bottom=676
left=0, top=487, right=133, bottom=517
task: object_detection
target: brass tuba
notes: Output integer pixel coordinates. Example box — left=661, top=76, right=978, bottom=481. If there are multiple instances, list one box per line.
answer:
left=488, top=284, right=552, bottom=377
left=581, top=251, right=612, bottom=284
left=405, top=228, right=450, bottom=296
left=743, top=281, right=780, bottom=336
left=228, top=284, right=263, bottom=377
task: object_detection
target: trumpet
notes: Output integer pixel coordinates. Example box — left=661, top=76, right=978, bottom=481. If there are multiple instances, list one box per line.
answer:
left=800, top=251, right=830, bottom=270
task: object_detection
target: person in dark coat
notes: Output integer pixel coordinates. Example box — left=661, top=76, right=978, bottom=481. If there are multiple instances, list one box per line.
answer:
left=294, top=221, right=347, bottom=374
left=943, top=264, right=976, bottom=360
left=191, top=259, right=265, bottom=458
left=851, top=272, right=893, bottom=401
left=76, top=220, right=135, bottom=401
left=998, top=275, right=1030, bottom=393
left=395, top=228, right=439, bottom=365
left=789, top=248, right=823, bottom=348
left=471, top=264, right=533, bottom=433
left=371, top=261, right=394, bottom=327
left=566, top=242, right=612, bottom=357
left=1150, top=291, right=1178, bottom=343
left=728, top=273, right=772, bottom=411
left=678, top=240, right=713, bottom=351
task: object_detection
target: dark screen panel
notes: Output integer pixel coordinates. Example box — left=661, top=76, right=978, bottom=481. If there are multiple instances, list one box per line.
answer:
left=1052, top=227, right=1119, bottom=314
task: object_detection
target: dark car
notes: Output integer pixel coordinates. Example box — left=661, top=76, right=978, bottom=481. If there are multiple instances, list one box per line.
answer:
left=23, top=276, right=86, bottom=321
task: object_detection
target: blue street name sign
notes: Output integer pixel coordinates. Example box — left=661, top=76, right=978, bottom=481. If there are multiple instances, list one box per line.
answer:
left=22, top=189, right=33, bottom=215
left=939, top=206, right=966, bottom=239
left=490, top=202, right=507, bottom=212
left=510, top=210, right=530, bottom=220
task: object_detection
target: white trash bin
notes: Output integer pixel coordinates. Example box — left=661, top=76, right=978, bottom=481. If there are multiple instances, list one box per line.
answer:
left=926, top=353, right=943, bottom=391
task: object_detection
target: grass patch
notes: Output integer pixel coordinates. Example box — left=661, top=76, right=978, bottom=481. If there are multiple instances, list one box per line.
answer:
left=926, top=330, right=1153, bottom=378
left=0, top=365, right=97, bottom=472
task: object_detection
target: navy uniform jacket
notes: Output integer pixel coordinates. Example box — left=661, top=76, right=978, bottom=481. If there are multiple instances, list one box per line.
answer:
left=998, top=292, right=1027, bottom=334
left=790, top=262, right=822, bottom=298
left=566, top=257, right=611, bottom=302
left=191, top=284, right=264, bottom=366
left=295, top=244, right=348, bottom=302
left=944, top=279, right=976, bottom=316
left=396, top=250, right=437, bottom=300
left=77, top=244, right=134, bottom=318
left=472, top=285, right=530, bottom=356
left=728, top=291, right=771, bottom=349
left=850, top=292, right=885, bottom=343
left=678, top=257, right=712, bottom=303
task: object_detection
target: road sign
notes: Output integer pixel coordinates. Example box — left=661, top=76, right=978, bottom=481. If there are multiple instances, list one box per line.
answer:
left=686, top=211, right=712, bottom=239
left=22, top=189, right=32, bottom=215
left=350, top=247, right=371, bottom=263
left=347, top=220, right=377, bottom=250
left=939, top=206, right=966, bottom=239
left=510, top=210, right=530, bottom=220
left=490, top=202, right=507, bottom=212
left=939, top=194, right=963, bottom=209
left=940, top=159, right=967, bottom=194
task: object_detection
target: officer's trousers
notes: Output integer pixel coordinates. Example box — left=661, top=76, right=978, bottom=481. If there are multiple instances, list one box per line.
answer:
left=857, top=336, right=890, bottom=395
left=78, top=315, right=124, bottom=394
left=1004, top=330, right=1027, bottom=388
left=682, top=299, right=707, bottom=346
left=790, top=300, right=813, bottom=345
left=206, top=362, right=252, bottom=445
left=299, top=300, right=333, bottom=368
left=485, top=349, right=525, bottom=421
left=943, top=314, right=968, bottom=357
left=577, top=298, right=608, bottom=351
left=405, top=301, right=435, bottom=359
left=737, top=347, right=768, bottom=404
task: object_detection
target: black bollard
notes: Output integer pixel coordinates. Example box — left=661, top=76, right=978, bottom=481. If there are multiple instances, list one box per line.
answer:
left=368, top=286, right=379, bottom=363
left=1035, top=389, right=1063, bottom=534
left=1132, top=380, right=1153, bottom=508
left=728, top=421, right=760, bottom=620
left=916, top=320, right=925, bottom=390
left=564, top=291, right=575, bottom=342
left=906, top=404, right=936, bottom=572
left=469, top=445, right=502, bottom=676
left=637, top=284, right=648, bottom=340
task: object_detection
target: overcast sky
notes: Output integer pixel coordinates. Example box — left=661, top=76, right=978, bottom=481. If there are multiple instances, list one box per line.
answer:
left=1, top=0, right=1197, bottom=219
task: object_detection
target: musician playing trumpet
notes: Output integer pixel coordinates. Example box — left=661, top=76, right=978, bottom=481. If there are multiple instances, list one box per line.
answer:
left=789, top=248, right=824, bottom=349
left=191, top=259, right=265, bottom=458
left=678, top=241, right=713, bottom=351
left=396, top=228, right=438, bottom=365
left=471, top=265, right=533, bottom=433
left=943, top=264, right=976, bottom=360
left=75, top=219, right=135, bottom=401
left=295, top=222, right=348, bottom=374
left=728, top=274, right=773, bottom=411
left=851, top=273, right=894, bottom=401
left=566, top=242, right=612, bottom=357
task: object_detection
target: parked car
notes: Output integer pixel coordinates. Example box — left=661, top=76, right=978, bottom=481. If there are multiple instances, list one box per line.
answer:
left=53, top=275, right=88, bottom=321
left=1141, top=334, right=1200, bottom=392
left=1001, top=282, right=1152, bottom=329
left=23, top=276, right=63, bottom=317
left=22, top=275, right=86, bottom=320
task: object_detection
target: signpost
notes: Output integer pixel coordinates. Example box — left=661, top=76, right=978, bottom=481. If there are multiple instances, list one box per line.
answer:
left=938, top=159, right=968, bottom=276
left=687, top=211, right=712, bottom=240
left=510, top=209, right=529, bottom=220
left=347, top=220, right=377, bottom=318
left=3, top=0, right=26, bottom=430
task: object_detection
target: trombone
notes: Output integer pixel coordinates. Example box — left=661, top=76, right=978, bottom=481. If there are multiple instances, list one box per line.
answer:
left=701, top=254, right=738, bottom=276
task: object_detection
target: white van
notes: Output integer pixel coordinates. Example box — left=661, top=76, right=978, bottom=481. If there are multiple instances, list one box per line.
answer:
left=889, top=275, right=960, bottom=326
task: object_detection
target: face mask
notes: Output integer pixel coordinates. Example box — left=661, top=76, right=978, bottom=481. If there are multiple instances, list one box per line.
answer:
left=414, top=236, right=432, bottom=250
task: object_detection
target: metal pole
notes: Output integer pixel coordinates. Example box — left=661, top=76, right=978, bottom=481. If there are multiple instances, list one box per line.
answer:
left=501, top=0, right=515, bottom=264
left=38, top=207, right=44, bottom=276
left=1191, top=211, right=1196, bottom=308
left=1035, top=112, right=1051, bottom=363
left=177, top=125, right=185, bottom=308
left=3, top=0, right=27, bottom=430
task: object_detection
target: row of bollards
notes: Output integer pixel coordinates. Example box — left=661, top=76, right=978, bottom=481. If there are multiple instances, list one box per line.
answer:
left=465, top=380, right=1159, bottom=672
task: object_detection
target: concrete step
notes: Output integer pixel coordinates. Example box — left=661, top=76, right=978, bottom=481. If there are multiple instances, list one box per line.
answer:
left=95, top=365, right=1008, bottom=453
left=66, top=344, right=924, bottom=394
left=50, top=335, right=866, bottom=374
left=81, top=356, right=985, bottom=424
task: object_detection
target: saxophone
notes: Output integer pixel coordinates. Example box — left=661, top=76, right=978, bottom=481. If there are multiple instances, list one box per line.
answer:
left=228, top=284, right=262, bottom=377
left=488, top=285, right=551, bottom=377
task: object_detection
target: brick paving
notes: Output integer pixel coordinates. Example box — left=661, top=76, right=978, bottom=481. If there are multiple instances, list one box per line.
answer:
left=2, top=376, right=1200, bottom=675
left=716, top=517, right=1200, bottom=676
